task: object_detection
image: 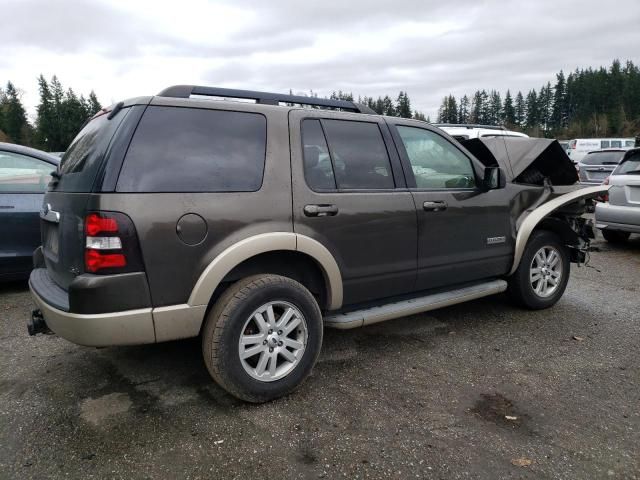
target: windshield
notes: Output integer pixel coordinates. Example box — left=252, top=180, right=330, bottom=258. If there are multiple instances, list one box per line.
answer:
left=581, top=151, right=625, bottom=166
left=615, top=153, right=640, bottom=175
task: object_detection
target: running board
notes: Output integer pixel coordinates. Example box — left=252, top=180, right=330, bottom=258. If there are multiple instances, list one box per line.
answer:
left=324, top=279, right=508, bottom=329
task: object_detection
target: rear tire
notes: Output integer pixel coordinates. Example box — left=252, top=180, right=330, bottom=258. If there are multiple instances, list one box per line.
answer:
left=507, top=230, right=570, bottom=310
left=202, top=274, right=323, bottom=403
left=602, top=229, right=630, bottom=243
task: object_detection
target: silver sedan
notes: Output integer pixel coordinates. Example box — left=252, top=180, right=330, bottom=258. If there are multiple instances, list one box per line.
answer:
left=595, top=148, right=640, bottom=242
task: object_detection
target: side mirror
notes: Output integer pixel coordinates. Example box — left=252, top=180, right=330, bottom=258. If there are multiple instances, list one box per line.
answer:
left=483, top=166, right=506, bottom=190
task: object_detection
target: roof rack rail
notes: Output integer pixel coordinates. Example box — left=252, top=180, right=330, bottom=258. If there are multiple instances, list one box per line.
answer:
left=433, top=123, right=506, bottom=131
left=157, top=85, right=377, bottom=115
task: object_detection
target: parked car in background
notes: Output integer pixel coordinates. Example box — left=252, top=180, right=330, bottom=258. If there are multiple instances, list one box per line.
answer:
left=0, top=143, right=59, bottom=281
left=433, top=124, right=528, bottom=142
left=577, top=149, right=627, bottom=185
left=567, top=138, right=635, bottom=163
left=595, top=148, right=640, bottom=242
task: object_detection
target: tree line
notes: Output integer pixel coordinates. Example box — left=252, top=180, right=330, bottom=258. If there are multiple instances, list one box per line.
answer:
left=0, top=75, right=102, bottom=151
left=436, top=59, right=640, bottom=138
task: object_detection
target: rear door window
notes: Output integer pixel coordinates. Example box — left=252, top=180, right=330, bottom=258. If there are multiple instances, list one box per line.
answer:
left=301, top=119, right=336, bottom=191
left=117, top=106, right=266, bottom=192
left=319, top=119, right=394, bottom=190
left=611, top=140, right=622, bottom=148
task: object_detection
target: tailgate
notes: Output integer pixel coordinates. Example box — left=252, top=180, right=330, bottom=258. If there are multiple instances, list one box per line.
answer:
left=41, top=192, right=92, bottom=289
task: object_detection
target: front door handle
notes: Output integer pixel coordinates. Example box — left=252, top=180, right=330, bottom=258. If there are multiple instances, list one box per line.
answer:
left=423, top=201, right=447, bottom=212
left=304, top=204, right=339, bottom=217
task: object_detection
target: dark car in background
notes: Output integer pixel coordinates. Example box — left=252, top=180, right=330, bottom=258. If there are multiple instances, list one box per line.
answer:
left=577, top=149, right=626, bottom=184
left=0, top=143, right=59, bottom=280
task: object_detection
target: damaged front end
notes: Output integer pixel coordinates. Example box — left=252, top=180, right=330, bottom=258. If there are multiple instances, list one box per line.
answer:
left=461, top=137, right=609, bottom=271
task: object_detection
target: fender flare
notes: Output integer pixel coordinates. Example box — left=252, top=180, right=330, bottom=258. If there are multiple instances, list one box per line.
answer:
left=188, top=232, right=343, bottom=310
left=509, top=185, right=609, bottom=275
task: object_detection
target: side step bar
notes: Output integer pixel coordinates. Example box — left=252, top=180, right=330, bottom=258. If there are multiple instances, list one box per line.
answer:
left=324, top=280, right=508, bottom=329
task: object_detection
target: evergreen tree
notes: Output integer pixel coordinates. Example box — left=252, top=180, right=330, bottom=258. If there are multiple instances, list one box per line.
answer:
left=382, top=95, right=395, bottom=116
left=396, top=91, right=412, bottom=118
left=1, top=82, right=29, bottom=144
left=503, top=90, right=516, bottom=127
left=413, top=111, right=427, bottom=121
left=525, top=89, right=539, bottom=131
left=470, top=90, right=484, bottom=123
left=514, top=91, right=526, bottom=128
left=538, top=82, right=553, bottom=136
left=437, top=95, right=458, bottom=123
left=550, top=70, right=567, bottom=133
left=488, top=90, right=502, bottom=125
left=458, top=95, right=470, bottom=123
left=35, top=74, right=55, bottom=150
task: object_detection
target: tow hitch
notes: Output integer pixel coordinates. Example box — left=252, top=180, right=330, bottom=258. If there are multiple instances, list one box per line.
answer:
left=28, top=309, right=51, bottom=336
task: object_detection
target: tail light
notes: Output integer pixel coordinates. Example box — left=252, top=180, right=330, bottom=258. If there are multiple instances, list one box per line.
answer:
left=600, top=176, right=610, bottom=202
left=84, top=212, right=144, bottom=274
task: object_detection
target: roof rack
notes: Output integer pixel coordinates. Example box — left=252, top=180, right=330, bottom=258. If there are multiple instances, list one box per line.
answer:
left=157, top=85, right=377, bottom=114
left=433, top=123, right=506, bottom=131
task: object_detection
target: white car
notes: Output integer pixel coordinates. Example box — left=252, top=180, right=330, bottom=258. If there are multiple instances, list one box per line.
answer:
left=567, top=138, right=635, bottom=163
left=433, top=124, right=528, bottom=142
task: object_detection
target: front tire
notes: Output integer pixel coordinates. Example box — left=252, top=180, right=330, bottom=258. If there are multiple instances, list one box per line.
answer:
left=602, top=229, right=630, bottom=243
left=202, top=274, right=323, bottom=403
left=507, top=230, right=570, bottom=309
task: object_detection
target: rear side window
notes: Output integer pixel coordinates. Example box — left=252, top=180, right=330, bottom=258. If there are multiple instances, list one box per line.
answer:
left=320, top=119, right=394, bottom=190
left=0, top=151, right=55, bottom=193
left=600, top=140, right=610, bottom=149
left=56, top=109, right=129, bottom=192
left=615, top=154, right=640, bottom=174
left=117, top=106, right=266, bottom=193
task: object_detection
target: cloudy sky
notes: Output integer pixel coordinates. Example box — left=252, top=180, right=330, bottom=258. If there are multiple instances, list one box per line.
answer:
left=2, top=0, right=640, bottom=120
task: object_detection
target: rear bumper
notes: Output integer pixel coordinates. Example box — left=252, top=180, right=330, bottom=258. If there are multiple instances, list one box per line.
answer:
left=28, top=268, right=206, bottom=346
left=595, top=202, right=640, bottom=233
left=29, top=268, right=156, bottom=346
left=30, top=285, right=156, bottom=346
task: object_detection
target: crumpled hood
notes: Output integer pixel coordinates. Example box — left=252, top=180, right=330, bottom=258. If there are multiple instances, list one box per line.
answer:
left=461, top=137, right=579, bottom=185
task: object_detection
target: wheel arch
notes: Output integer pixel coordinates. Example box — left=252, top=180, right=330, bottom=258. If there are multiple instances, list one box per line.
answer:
left=509, top=185, right=608, bottom=275
left=188, top=232, right=343, bottom=310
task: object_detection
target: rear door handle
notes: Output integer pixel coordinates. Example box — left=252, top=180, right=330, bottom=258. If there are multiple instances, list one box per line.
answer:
left=423, top=201, right=447, bottom=212
left=304, top=204, right=339, bottom=217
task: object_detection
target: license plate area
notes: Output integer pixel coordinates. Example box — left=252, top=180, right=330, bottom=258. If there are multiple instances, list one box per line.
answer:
left=45, top=224, right=59, bottom=256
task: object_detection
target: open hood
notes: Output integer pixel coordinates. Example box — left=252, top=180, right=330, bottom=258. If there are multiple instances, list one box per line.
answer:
left=462, top=137, right=578, bottom=185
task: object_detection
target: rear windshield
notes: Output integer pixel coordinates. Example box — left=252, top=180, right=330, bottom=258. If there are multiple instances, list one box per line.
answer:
left=581, top=151, right=625, bottom=165
left=116, top=106, right=266, bottom=193
left=615, top=153, right=640, bottom=175
left=55, top=108, right=129, bottom=192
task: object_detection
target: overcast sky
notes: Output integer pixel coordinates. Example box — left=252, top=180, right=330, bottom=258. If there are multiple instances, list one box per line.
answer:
left=2, top=0, right=640, bottom=120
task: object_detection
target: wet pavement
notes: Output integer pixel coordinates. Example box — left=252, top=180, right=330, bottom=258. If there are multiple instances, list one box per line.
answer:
left=1, top=234, right=639, bottom=479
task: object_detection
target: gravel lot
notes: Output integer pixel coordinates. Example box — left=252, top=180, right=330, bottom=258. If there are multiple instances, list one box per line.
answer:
left=1, top=234, right=638, bottom=479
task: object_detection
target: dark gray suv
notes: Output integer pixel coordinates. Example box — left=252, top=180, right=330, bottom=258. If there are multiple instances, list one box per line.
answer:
left=28, top=85, right=608, bottom=402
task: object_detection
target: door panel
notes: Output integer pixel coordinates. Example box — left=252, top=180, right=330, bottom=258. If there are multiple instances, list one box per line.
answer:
left=389, top=121, right=513, bottom=290
left=289, top=110, right=417, bottom=306
left=0, top=150, right=55, bottom=277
